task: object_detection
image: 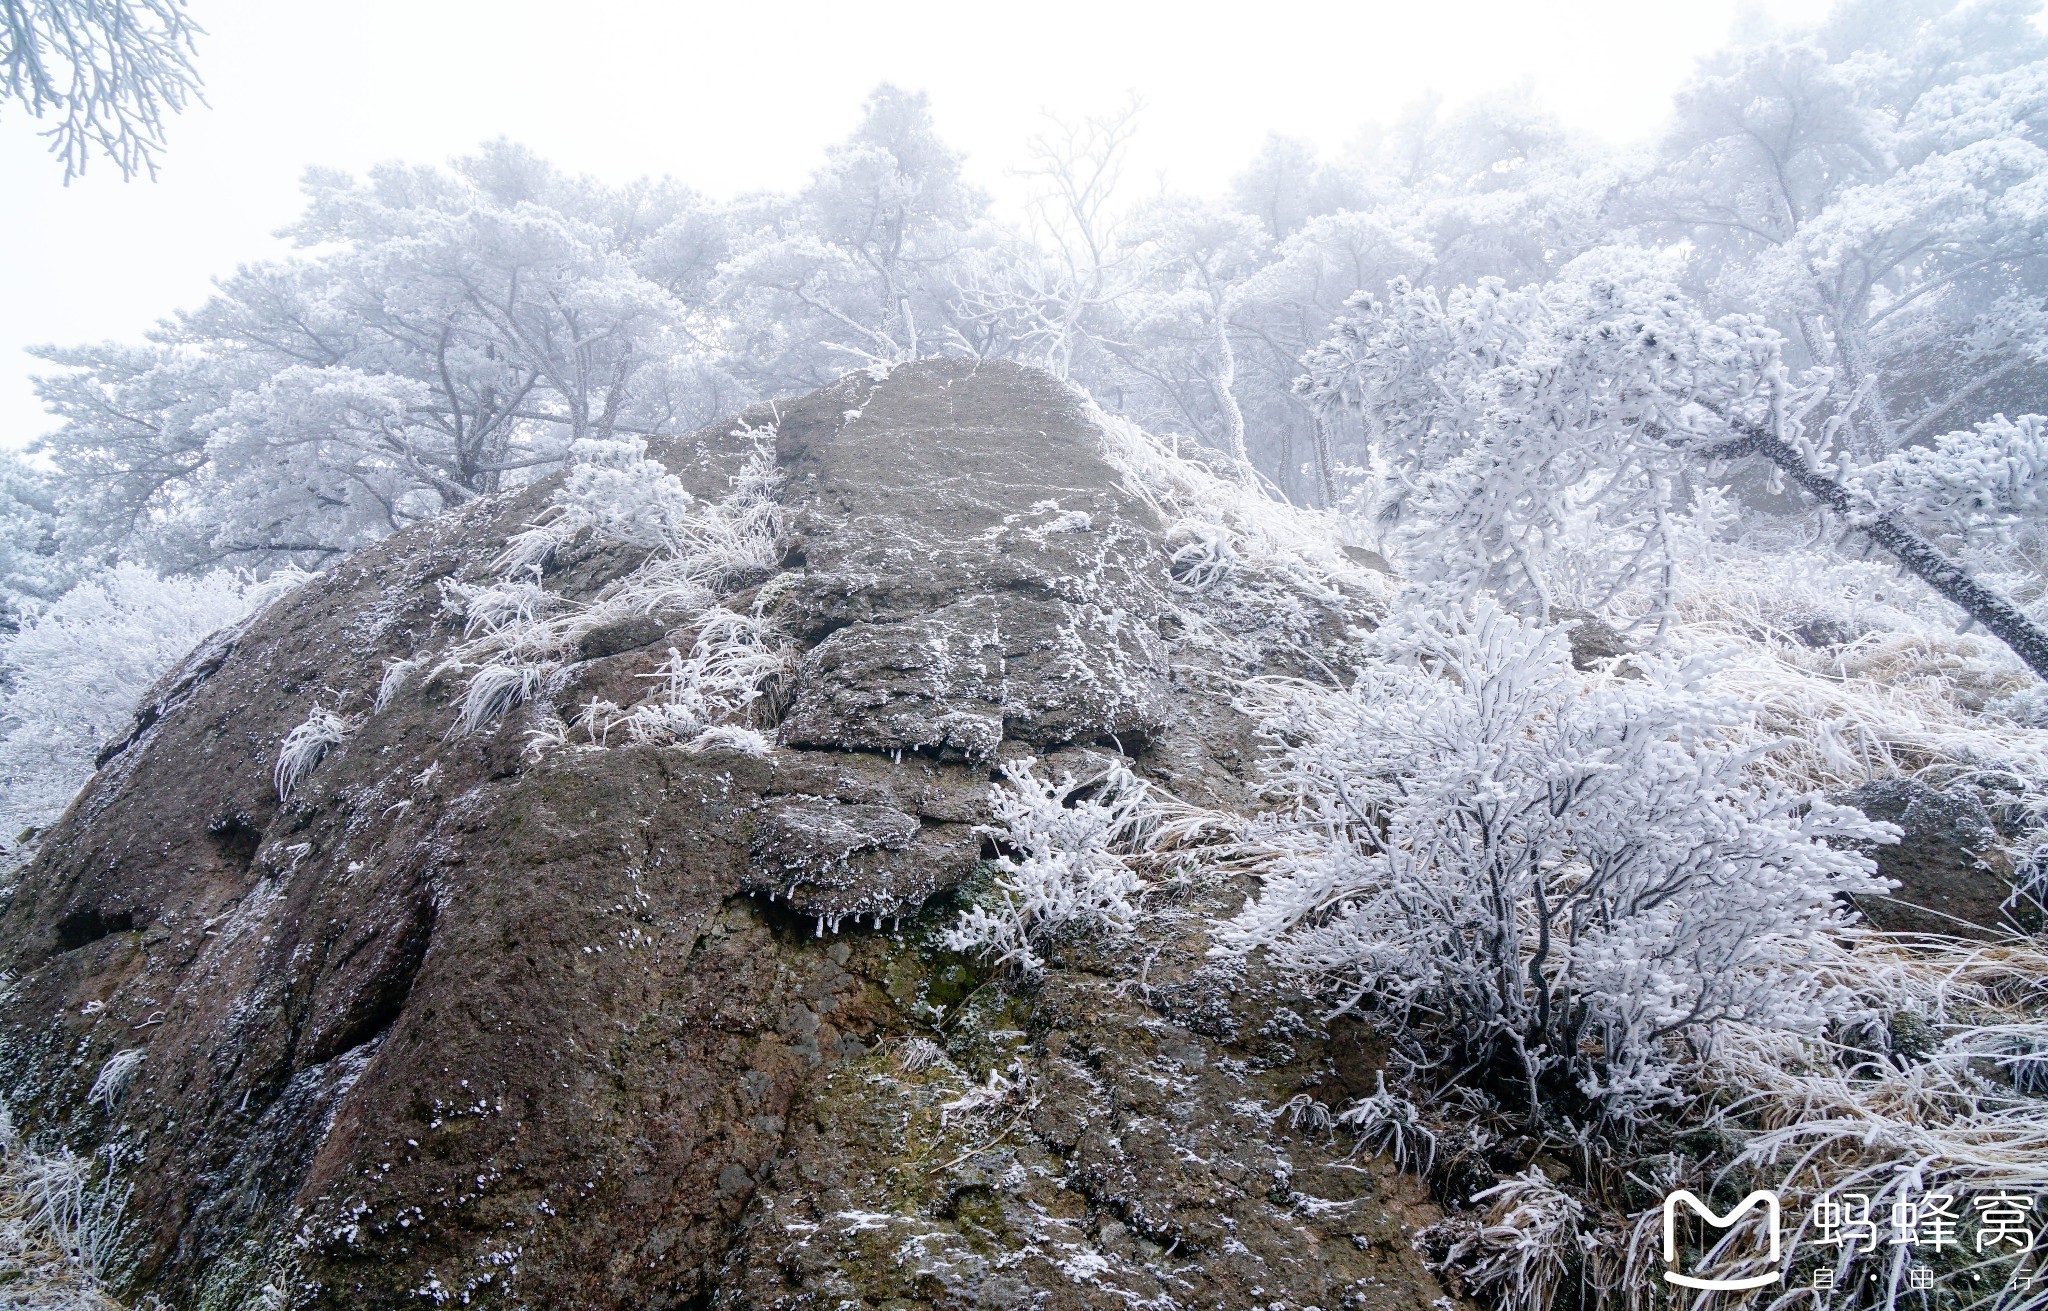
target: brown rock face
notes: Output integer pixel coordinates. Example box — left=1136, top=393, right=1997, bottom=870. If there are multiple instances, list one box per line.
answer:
left=1840, top=779, right=2032, bottom=937
left=0, top=361, right=1448, bottom=1309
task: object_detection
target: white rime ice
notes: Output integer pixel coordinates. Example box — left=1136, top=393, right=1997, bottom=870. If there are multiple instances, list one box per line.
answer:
left=945, top=757, right=1155, bottom=974
left=437, top=424, right=791, bottom=754
left=1216, top=598, right=1895, bottom=1118
left=273, top=704, right=352, bottom=804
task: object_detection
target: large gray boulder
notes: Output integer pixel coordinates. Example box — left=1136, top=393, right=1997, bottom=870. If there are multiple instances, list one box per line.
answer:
left=0, top=361, right=1450, bottom=1310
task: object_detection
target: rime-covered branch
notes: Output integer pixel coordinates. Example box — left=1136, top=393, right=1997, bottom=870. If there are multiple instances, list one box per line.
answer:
left=1, top=0, right=202, bottom=180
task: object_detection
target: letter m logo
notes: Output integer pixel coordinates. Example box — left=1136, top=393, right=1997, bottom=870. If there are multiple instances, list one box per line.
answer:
left=1663, top=1189, right=1783, bottom=1291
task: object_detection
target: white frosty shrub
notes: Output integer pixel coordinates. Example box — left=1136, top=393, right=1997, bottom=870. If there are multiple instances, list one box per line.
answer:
left=497, top=436, right=699, bottom=572
left=1336, top=1071, right=1436, bottom=1174
left=1216, top=599, right=1895, bottom=1119
left=274, top=705, right=352, bottom=803
left=945, top=756, right=1156, bottom=974
left=0, top=564, right=286, bottom=863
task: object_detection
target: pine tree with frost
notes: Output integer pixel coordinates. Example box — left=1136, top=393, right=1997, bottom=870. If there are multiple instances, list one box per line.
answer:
left=1857, top=413, right=2048, bottom=617
left=1300, top=255, right=2048, bottom=678
left=1216, top=599, right=1894, bottom=1119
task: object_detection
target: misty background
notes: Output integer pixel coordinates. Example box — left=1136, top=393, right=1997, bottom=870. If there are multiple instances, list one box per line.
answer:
left=1, top=0, right=1838, bottom=448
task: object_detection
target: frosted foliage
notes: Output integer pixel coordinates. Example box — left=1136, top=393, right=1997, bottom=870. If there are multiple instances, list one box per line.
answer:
left=1867, top=414, right=2048, bottom=524
left=1299, top=260, right=1783, bottom=620
left=559, top=440, right=696, bottom=549
left=945, top=757, right=1155, bottom=974
left=442, top=429, right=790, bottom=753
left=274, top=705, right=352, bottom=803
left=1088, top=397, right=1391, bottom=667
left=0, top=453, right=70, bottom=623
left=0, top=565, right=277, bottom=862
left=32, top=140, right=722, bottom=576
left=4, top=0, right=202, bottom=183
left=23, top=3, right=2048, bottom=566
left=1664, top=546, right=2048, bottom=791
left=1861, top=413, right=2048, bottom=613
left=0, top=1110, right=125, bottom=1304
left=1218, top=600, right=1893, bottom=1118
left=1638, top=941, right=2048, bottom=1311
left=499, top=437, right=698, bottom=572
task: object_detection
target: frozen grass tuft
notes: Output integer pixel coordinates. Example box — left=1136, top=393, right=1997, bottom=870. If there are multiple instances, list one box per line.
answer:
left=86, top=1051, right=142, bottom=1115
left=894, top=1038, right=949, bottom=1075
left=274, top=704, right=351, bottom=803
left=0, top=1110, right=127, bottom=1305
left=1337, top=1071, right=1437, bottom=1175
left=454, top=662, right=550, bottom=737
left=445, top=427, right=791, bottom=746
left=372, top=656, right=419, bottom=713
left=587, top=608, right=790, bottom=751
left=1432, top=1168, right=1586, bottom=1311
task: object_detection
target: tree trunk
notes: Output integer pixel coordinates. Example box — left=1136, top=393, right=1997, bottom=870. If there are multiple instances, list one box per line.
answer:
left=1311, top=414, right=1338, bottom=509
left=1212, top=313, right=1252, bottom=480
left=1710, top=426, right=2048, bottom=681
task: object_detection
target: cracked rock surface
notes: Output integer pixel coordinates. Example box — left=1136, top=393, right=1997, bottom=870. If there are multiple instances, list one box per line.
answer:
left=0, top=360, right=1451, bottom=1310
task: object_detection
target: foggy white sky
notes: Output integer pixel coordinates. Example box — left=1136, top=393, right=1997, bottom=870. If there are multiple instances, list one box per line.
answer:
left=0, top=0, right=1840, bottom=450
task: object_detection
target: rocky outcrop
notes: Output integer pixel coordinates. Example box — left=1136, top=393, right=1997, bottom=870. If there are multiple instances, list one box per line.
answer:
left=1840, top=778, right=2031, bottom=938
left=0, top=361, right=1448, bottom=1310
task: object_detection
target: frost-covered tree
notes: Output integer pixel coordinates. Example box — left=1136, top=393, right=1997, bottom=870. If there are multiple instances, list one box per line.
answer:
left=1348, top=90, right=1619, bottom=291
left=1217, top=600, right=1891, bottom=1118
left=0, top=453, right=70, bottom=632
left=1, top=0, right=202, bottom=180
left=1299, top=253, right=2048, bottom=678
left=1097, top=197, right=1271, bottom=475
left=1227, top=210, right=1432, bottom=503
left=715, top=85, right=990, bottom=383
left=32, top=141, right=730, bottom=574
left=0, top=563, right=276, bottom=862
left=1163, top=92, right=1616, bottom=498
left=1644, top=0, right=2048, bottom=464
left=951, top=100, right=1144, bottom=382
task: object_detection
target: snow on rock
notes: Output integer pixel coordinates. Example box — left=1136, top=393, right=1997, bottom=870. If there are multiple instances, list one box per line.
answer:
left=0, top=360, right=1439, bottom=1311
